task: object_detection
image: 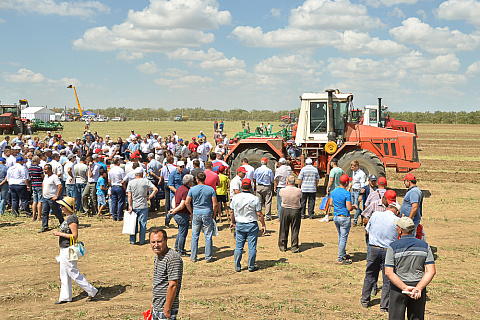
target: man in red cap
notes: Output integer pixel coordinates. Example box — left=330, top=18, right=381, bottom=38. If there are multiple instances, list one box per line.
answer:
left=400, top=173, right=423, bottom=230
left=231, top=167, right=246, bottom=199
left=364, top=176, right=388, bottom=210
left=253, top=157, right=274, bottom=220
left=229, top=178, right=266, bottom=272
left=188, top=137, right=198, bottom=153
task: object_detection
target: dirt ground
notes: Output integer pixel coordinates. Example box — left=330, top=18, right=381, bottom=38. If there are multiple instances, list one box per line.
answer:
left=1, top=123, right=479, bottom=319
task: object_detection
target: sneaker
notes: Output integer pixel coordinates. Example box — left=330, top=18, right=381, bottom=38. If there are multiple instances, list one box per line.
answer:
left=319, top=216, right=329, bottom=222
left=86, top=292, right=98, bottom=302
left=371, top=285, right=379, bottom=297
left=279, top=247, right=287, bottom=252
left=291, top=248, right=300, bottom=253
left=360, top=300, right=369, bottom=308
left=248, top=266, right=259, bottom=272
left=235, top=268, right=241, bottom=272
left=165, top=219, right=171, bottom=228
left=205, top=258, right=215, bottom=263
left=54, top=300, right=69, bottom=305
left=380, top=308, right=388, bottom=313
left=37, top=227, right=48, bottom=233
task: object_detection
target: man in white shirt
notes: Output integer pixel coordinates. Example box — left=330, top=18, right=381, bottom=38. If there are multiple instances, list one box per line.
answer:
left=240, top=158, right=255, bottom=186
left=108, top=157, right=126, bottom=221
left=230, top=167, right=246, bottom=199
left=196, top=138, right=209, bottom=162
left=7, top=156, right=31, bottom=217
left=38, top=163, right=63, bottom=232
left=0, top=136, right=10, bottom=154
left=348, top=160, right=366, bottom=226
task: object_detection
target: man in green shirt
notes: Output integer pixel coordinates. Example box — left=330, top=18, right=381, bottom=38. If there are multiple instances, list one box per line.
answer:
left=321, top=158, right=344, bottom=222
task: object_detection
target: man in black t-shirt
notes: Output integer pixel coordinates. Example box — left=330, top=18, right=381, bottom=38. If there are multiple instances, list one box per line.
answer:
left=150, top=228, right=183, bottom=319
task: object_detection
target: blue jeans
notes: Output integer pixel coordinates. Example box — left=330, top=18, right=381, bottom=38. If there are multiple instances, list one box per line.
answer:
left=174, top=213, right=190, bottom=254
left=65, top=184, right=76, bottom=198
left=334, top=215, right=351, bottom=262
left=234, top=221, right=259, bottom=271
left=110, top=186, right=125, bottom=220
left=165, top=188, right=175, bottom=223
left=42, top=198, right=64, bottom=229
left=190, top=214, right=213, bottom=262
left=0, top=183, right=8, bottom=215
left=152, top=308, right=178, bottom=320
left=351, top=190, right=361, bottom=224
left=75, top=183, right=86, bottom=212
left=31, top=186, right=43, bottom=203
left=10, top=184, right=29, bottom=216
left=130, top=208, right=148, bottom=245
left=276, top=188, right=283, bottom=220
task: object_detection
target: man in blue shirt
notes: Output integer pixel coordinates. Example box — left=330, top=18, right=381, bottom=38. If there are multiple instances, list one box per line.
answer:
left=166, top=161, right=186, bottom=226
left=0, top=157, right=9, bottom=215
left=185, top=172, right=217, bottom=263
left=253, top=157, right=274, bottom=220
left=400, top=173, right=423, bottom=229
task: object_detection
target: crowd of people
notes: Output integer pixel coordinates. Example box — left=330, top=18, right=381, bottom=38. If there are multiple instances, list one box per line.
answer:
left=0, top=124, right=435, bottom=320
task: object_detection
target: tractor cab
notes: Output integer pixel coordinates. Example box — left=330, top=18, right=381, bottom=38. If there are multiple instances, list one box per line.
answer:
left=295, top=90, right=352, bottom=145
left=0, top=105, right=20, bottom=116
left=362, top=103, right=387, bottom=128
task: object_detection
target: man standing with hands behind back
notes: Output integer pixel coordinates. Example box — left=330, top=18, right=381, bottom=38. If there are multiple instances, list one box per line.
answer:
left=150, top=228, right=183, bottom=320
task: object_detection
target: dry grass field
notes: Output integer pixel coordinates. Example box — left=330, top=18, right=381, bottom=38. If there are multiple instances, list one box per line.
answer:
left=0, top=122, right=479, bottom=319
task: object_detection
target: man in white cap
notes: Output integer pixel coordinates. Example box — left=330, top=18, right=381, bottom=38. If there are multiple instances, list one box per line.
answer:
left=385, top=217, right=436, bottom=319
left=129, top=130, right=136, bottom=141
left=147, top=153, right=162, bottom=212
left=127, top=166, right=158, bottom=245
left=274, top=158, right=291, bottom=220
left=166, top=160, right=186, bottom=226
left=360, top=201, right=401, bottom=312
left=298, top=158, right=320, bottom=219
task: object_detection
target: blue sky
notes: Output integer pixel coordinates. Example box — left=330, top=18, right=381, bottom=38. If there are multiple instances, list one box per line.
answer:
left=1, top=0, right=480, bottom=112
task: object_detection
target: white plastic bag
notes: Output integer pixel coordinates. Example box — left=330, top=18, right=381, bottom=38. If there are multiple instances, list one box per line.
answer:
left=212, top=220, right=219, bottom=237
left=122, top=210, right=137, bottom=235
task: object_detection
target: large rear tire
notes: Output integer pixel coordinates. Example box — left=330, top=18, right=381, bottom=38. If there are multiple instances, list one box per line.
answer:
left=13, top=120, right=23, bottom=135
left=230, top=147, right=277, bottom=179
left=338, top=149, right=385, bottom=179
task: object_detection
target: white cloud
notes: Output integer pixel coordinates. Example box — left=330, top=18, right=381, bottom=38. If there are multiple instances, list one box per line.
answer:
left=0, top=0, right=109, bottom=17
left=466, top=61, right=480, bottom=75
left=289, top=0, right=384, bottom=31
left=5, top=68, right=46, bottom=83
left=116, top=51, right=144, bottom=62
left=271, top=8, right=281, bottom=17
left=136, top=61, right=161, bottom=74
left=74, top=0, right=231, bottom=54
left=416, top=9, right=427, bottom=20
left=166, top=48, right=245, bottom=70
left=365, top=0, right=417, bottom=8
left=419, top=73, right=468, bottom=86
left=389, top=7, right=405, bottom=18
left=437, top=0, right=480, bottom=28
left=336, top=31, right=407, bottom=55
left=154, top=75, right=213, bottom=89
left=395, top=51, right=461, bottom=73
left=390, top=17, right=480, bottom=54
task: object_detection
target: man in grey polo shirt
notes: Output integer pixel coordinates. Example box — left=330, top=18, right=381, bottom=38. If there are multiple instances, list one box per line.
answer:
left=273, top=158, right=291, bottom=220
left=385, top=217, right=436, bottom=320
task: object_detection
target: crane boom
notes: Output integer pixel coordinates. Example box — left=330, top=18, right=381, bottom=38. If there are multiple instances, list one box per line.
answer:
left=67, top=85, right=83, bottom=117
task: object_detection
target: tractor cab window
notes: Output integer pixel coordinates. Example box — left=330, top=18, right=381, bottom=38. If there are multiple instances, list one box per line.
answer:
left=310, top=102, right=327, bottom=133
left=2, top=107, right=17, bottom=114
left=369, top=110, right=377, bottom=124
left=380, top=109, right=386, bottom=127
left=333, top=101, right=348, bottom=137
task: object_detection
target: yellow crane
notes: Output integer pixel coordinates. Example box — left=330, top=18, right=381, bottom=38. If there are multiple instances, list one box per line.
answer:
left=67, top=85, right=83, bottom=117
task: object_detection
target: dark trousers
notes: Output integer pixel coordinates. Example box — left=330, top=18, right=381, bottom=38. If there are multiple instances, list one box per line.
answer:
left=42, top=198, right=64, bottom=229
left=301, top=192, right=316, bottom=218
left=389, top=283, right=426, bottom=320
left=278, top=207, right=301, bottom=250
left=164, top=182, right=171, bottom=213
left=10, top=184, right=30, bottom=216
left=82, top=182, right=98, bottom=214
left=361, top=246, right=390, bottom=309
left=110, top=186, right=125, bottom=220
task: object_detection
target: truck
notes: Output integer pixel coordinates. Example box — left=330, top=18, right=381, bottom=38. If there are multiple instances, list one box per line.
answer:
left=0, top=100, right=29, bottom=134
left=174, top=115, right=188, bottom=121
left=225, top=89, right=420, bottom=181
left=360, top=100, right=417, bottom=136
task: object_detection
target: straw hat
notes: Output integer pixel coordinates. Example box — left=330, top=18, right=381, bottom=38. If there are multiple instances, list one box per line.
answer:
left=57, top=197, right=75, bottom=213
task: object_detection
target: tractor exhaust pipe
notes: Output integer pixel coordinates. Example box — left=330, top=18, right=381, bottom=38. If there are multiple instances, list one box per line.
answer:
left=378, top=98, right=382, bottom=128
left=326, top=89, right=336, bottom=141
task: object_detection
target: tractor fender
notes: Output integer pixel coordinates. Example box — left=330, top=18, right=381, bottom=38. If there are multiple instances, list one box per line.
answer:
left=225, top=138, right=284, bottom=164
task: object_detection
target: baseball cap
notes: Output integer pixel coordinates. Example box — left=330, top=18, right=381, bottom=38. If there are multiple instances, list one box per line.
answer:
left=287, top=140, right=293, bottom=144
left=13, top=146, right=22, bottom=150
left=52, top=151, right=60, bottom=156
left=200, top=130, right=203, bottom=133
left=131, top=129, right=134, bottom=132
left=237, top=166, right=247, bottom=173
left=67, top=154, right=75, bottom=160
left=92, top=154, right=99, bottom=159
left=0, top=157, right=5, bottom=162
left=26, top=135, right=31, bottom=139
left=219, top=165, right=225, bottom=173
left=134, top=167, right=144, bottom=174
left=378, top=177, right=387, bottom=186
left=105, top=135, right=110, bottom=138
left=153, top=133, right=159, bottom=136
left=402, top=173, right=416, bottom=181
left=384, top=190, right=397, bottom=204
left=261, top=157, right=268, bottom=162
left=67, top=141, right=74, bottom=146
left=177, top=161, right=185, bottom=167
left=47, top=131, right=51, bottom=134
left=16, top=156, right=25, bottom=162
left=192, top=137, right=196, bottom=140
left=305, top=158, right=313, bottom=165
left=148, top=153, right=154, bottom=158
left=394, top=217, right=415, bottom=231
left=197, top=138, right=204, bottom=143
left=60, top=149, right=66, bottom=154
left=94, top=148, right=101, bottom=153
left=368, top=175, right=377, bottom=181
left=339, top=174, right=352, bottom=184
left=278, top=158, right=286, bottom=164
left=242, top=178, right=251, bottom=186
left=178, top=138, right=183, bottom=142
left=388, top=201, right=401, bottom=211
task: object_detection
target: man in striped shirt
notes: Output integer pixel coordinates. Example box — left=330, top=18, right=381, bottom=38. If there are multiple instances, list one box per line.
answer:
left=298, top=158, right=320, bottom=219
left=150, top=228, right=183, bottom=320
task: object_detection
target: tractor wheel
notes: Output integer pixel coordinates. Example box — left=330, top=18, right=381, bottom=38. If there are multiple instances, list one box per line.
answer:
left=13, top=120, right=23, bottom=135
left=230, top=147, right=278, bottom=179
left=0, top=129, right=3, bottom=135
left=338, top=149, right=385, bottom=179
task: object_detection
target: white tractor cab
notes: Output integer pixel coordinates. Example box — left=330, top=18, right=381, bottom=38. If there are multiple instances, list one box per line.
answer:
left=295, top=89, right=352, bottom=147
left=362, top=98, right=387, bottom=128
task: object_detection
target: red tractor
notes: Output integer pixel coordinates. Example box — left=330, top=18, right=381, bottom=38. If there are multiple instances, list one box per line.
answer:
left=226, top=89, right=420, bottom=181
left=361, top=99, right=417, bottom=136
left=0, top=100, right=29, bottom=135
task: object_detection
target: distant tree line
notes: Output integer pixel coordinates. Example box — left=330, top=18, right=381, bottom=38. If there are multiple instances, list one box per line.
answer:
left=83, top=106, right=480, bottom=124
left=390, top=111, right=480, bottom=124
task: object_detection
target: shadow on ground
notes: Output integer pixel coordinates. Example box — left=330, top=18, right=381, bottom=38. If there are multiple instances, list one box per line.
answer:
left=72, top=284, right=130, bottom=302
